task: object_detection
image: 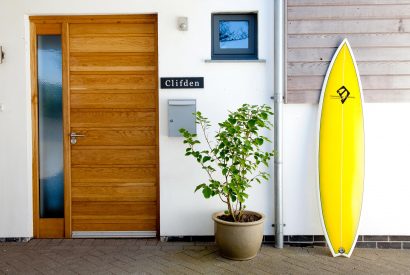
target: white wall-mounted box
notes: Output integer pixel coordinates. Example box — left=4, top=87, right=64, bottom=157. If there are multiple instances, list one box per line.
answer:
left=168, top=99, right=196, bottom=137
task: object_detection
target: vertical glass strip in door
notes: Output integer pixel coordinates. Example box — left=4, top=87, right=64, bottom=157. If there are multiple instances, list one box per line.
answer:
left=37, top=35, right=64, bottom=218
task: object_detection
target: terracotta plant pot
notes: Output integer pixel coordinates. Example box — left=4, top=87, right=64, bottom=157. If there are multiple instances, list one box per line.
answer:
left=212, top=211, right=265, bottom=260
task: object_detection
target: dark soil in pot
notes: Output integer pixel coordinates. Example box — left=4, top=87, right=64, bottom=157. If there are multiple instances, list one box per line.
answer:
left=217, top=213, right=262, bottom=223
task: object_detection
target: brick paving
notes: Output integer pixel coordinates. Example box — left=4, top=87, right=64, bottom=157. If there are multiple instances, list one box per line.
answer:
left=1, top=239, right=410, bottom=274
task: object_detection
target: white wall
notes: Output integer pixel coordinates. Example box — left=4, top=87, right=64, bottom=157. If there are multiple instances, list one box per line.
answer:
left=283, top=103, right=410, bottom=235
left=157, top=1, right=274, bottom=236
left=0, top=1, right=33, bottom=237
left=0, top=0, right=274, bottom=237
left=1, top=0, right=409, bottom=238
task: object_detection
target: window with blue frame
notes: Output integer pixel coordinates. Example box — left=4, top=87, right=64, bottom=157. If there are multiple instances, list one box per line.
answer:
left=212, top=13, right=258, bottom=60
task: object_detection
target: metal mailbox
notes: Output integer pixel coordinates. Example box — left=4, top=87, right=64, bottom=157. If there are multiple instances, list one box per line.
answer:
left=168, top=99, right=197, bottom=137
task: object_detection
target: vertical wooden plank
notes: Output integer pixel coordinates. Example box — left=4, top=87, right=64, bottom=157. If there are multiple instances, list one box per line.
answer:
left=38, top=219, right=65, bottom=238
left=154, top=14, right=160, bottom=238
left=30, top=22, right=39, bottom=238
left=31, top=19, right=66, bottom=238
left=284, top=0, right=289, bottom=104
left=62, top=21, right=72, bottom=238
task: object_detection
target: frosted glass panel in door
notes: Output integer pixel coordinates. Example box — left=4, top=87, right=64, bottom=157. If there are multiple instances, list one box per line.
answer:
left=37, top=35, right=64, bottom=218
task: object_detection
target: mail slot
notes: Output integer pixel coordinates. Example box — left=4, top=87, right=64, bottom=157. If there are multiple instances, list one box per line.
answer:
left=168, top=99, right=197, bottom=137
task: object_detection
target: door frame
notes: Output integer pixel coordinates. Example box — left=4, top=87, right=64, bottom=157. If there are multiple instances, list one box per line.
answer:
left=30, top=15, right=160, bottom=238
left=30, top=20, right=70, bottom=238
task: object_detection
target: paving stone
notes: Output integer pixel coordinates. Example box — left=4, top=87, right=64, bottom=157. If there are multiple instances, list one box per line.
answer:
left=146, top=239, right=160, bottom=246
left=161, top=245, right=184, bottom=252
left=1, top=239, right=410, bottom=274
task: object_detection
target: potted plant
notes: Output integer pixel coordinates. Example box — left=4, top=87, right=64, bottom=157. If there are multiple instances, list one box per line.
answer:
left=180, top=104, right=274, bottom=260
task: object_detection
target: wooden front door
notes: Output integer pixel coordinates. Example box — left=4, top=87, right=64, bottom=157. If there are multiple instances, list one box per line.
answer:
left=31, top=15, right=159, bottom=238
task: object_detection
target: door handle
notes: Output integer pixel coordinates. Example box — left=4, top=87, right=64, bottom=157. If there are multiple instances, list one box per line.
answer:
left=70, top=132, right=85, bottom=144
left=70, top=132, right=85, bottom=137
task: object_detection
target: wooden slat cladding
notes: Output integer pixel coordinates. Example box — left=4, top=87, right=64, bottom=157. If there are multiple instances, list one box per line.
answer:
left=289, top=75, right=410, bottom=90
left=72, top=201, right=156, bottom=231
left=71, top=167, right=156, bottom=183
left=71, top=186, right=156, bottom=202
left=287, top=1, right=410, bottom=103
left=289, top=33, right=410, bottom=48
left=70, top=36, right=155, bottom=53
left=286, top=89, right=410, bottom=104
left=71, top=146, right=156, bottom=165
left=30, top=15, right=157, bottom=23
left=71, top=110, right=155, bottom=128
left=288, top=20, right=410, bottom=34
left=71, top=92, right=156, bottom=109
left=66, top=128, right=155, bottom=146
left=289, top=48, right=410, bottom=62
left=72, top=182, right=154, bottom=187
left=289, top=61, right=410, bottom=76
left=72, top=222, right=156, bottom=231
left=288, top=0, right=410, bottom=6
left=69, top=16, right=158, bottom=233
left=70, top=54, right=156, bottom=72
left=289, top=5, right=410, bottom=20
left=70, top=74, right=156, bottom=90
left=72, top=202, right=157, bottom=216
left=70, top=23, right=155, bottom=35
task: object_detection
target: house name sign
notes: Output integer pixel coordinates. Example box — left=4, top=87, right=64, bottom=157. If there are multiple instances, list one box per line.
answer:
left=160, top=77, right=204, bottom=89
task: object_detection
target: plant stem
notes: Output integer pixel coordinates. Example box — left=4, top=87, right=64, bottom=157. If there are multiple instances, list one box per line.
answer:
left=200, top=120, right=222, bottom=166
left=188, top=143, right=215, bottom=182
left=226, top=195, right=236, bottom=222
left=218, top=193, right=227, bottom=203
left=238, top=202, right=243, bottom=221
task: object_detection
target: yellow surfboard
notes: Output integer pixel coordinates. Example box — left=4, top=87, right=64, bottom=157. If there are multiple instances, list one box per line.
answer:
left=318, top=39, right=364, bottom=257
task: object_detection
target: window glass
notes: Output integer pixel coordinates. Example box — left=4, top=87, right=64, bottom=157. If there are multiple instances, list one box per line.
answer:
left=219, top=21, right=249, bottom=49
left=37, top=35, right=64, bottom=218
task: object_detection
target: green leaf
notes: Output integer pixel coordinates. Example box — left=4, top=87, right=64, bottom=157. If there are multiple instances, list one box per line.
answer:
left=202, top=187, right=212, bottom=198
left=247, top=119, right=256, bottom=127
left=228, top=117, right=237, bottom=124
left=194, top=183, right=206, bottom=192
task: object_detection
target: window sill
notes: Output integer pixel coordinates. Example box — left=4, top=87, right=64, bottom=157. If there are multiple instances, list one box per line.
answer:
left=204, top=59, right=266, bottom=63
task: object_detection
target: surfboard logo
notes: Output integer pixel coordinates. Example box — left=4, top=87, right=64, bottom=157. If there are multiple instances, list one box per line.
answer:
left=337, top=86, right=350, bottom=104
